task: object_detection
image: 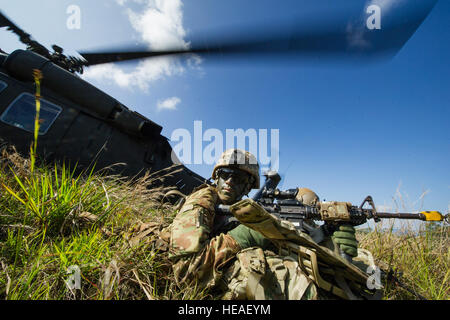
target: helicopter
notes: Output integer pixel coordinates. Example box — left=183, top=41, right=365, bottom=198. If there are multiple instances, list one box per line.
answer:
left=0, top=1, right=438, bottom=195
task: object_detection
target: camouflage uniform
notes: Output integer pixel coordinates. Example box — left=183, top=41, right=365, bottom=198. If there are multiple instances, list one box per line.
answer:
left=161, top=148, right=374, bottom=300
left=165, top=184, right=319, bottom=300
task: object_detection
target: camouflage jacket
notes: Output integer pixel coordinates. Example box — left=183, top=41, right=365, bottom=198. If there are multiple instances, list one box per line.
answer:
left=165, top=184, right=242, bottom=290
left=164, top=185, right=320, bottom=300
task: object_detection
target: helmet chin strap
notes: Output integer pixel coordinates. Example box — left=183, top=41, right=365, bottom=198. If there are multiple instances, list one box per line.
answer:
left=243, top=182, right=252, bottom=198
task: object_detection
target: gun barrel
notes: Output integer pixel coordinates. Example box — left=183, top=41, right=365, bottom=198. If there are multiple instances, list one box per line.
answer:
left=375, top=212, right=426, bottom=220
left=373, top=212, right=447, bottom=222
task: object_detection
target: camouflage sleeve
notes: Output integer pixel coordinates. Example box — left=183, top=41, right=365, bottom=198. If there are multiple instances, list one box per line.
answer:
left=169, top=185, right=218, bottom=256
left=169, top=185, right=242, bottom=288
left=172, top=232, right=241, bottom=289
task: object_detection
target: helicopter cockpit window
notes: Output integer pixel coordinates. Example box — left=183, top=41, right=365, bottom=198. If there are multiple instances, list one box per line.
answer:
left=0, top=93, right=62, bottom=135
left=0, top=80, right=6, bottom=93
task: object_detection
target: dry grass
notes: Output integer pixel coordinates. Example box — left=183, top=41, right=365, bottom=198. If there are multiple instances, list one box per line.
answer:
left=357, top=221, right=449, bottom=300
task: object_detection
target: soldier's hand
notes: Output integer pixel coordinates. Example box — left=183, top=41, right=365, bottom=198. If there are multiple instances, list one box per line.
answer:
left=332, top=224, right=358, bottom=257
left=229, top=199, right=268, bottom=223
left=228, top=224, right=271, bottom=250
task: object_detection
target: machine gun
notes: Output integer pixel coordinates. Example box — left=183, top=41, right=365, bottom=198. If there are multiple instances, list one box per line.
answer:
left=215, top=171, right=449, bottom=240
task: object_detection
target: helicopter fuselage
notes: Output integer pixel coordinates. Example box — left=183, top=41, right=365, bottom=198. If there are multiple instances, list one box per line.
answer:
left=0, top=49, right=205, bottom=194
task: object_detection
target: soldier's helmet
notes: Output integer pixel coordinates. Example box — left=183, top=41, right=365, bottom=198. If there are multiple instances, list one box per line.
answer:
left=212, top=149, right=260, bottom=189
left=296, top=188, right=320, bottom=207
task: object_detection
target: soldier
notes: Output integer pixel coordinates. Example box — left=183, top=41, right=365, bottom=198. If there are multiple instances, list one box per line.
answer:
left=164, top=149, right=359, bottom=299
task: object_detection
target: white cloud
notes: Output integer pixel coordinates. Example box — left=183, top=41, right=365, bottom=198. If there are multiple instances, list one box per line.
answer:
left=83, top=0, right=197, bottom=92
left=126, top=0, right=189, bottom=51
left=83, top=57, right=184, bottom=92
left=157, top=96, right=181, bottom=111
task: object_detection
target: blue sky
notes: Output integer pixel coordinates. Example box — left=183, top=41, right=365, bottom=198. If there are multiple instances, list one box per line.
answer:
left=1, top=0, right=449, bottom=229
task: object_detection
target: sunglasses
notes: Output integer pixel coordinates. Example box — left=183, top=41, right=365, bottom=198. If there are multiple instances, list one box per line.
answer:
left=217, top=168, right=250, bottom=184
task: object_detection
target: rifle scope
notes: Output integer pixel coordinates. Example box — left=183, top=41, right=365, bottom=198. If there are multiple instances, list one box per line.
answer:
left=262, top=188, right=298, bottom=200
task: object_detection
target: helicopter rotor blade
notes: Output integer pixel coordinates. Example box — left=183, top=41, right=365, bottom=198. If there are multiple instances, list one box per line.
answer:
left=0, top=10, right=29, bottom=40
left=80, top=0, right=437, bottom=67
left=0, top=10, right=50, bottom=57
left=80, top=49, right=191, bottom=66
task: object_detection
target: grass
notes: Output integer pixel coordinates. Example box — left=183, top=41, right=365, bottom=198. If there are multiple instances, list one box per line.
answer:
left=356, top=183, right=449, bottom=300
left=357, top=220, right=449, bottom=300
left=0, top=145, right=208, bottom=300
left=0, top=147, right=448, bottom=300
